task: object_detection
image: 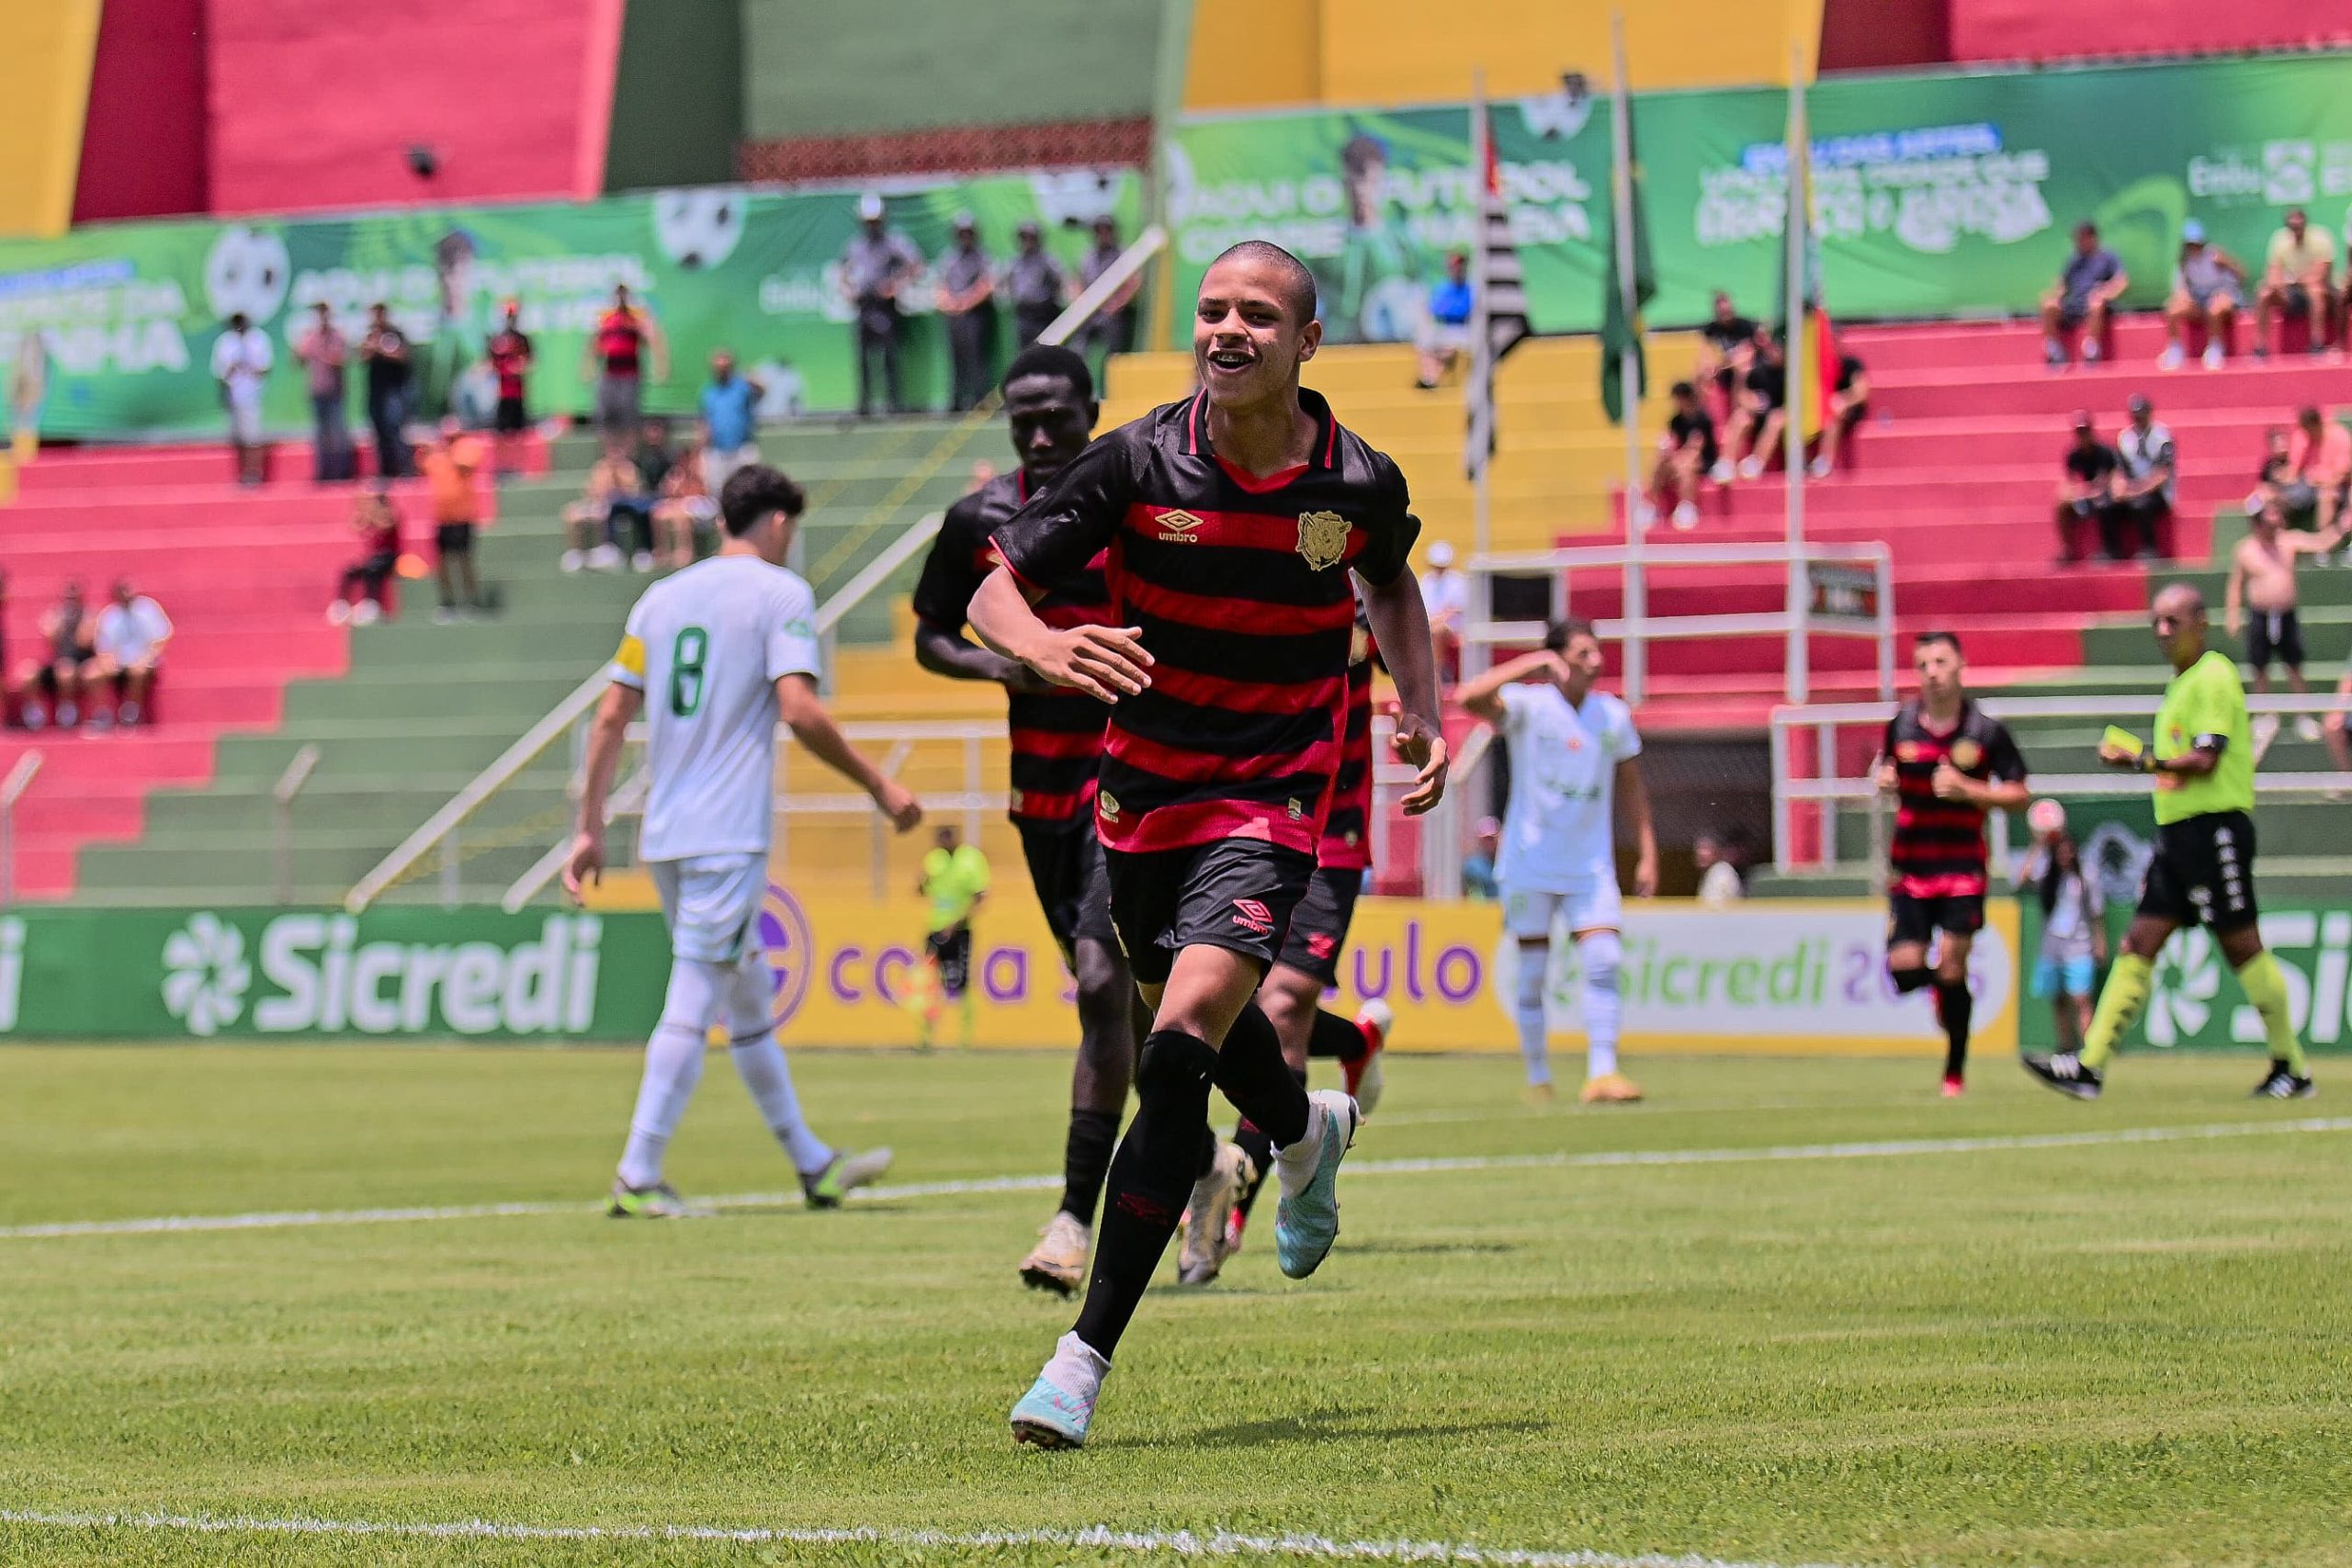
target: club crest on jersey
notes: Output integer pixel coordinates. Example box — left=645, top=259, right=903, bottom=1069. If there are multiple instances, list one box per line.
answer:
left=1157, top=508, right=1205, bottom=543
left=1286, top=797, right=1306, bottom=820
left=1895, top=740, right=1926, bottom=761
left=1950, top=738, right=1983, bottom=770
left=1296, top=509, right=1349, bottom=570
left=1097, top=791, right=1121, bottom=822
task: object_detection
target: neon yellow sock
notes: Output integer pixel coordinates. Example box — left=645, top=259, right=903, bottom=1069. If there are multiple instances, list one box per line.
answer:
left=2079, top=952, right=2153, bottom=1071
left=2234, top=950, right=2308, bottom=1076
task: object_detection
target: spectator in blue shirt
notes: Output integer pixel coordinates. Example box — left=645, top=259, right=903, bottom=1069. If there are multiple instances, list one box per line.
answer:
left=696, top=349, right=764, bottom=499
left=1415, top=252, right=1475, bottom=389
left=2040, top=220, right=2129, bottom=367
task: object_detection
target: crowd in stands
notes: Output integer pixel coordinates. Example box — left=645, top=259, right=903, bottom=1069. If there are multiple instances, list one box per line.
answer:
left=6, top=578, right=174, bottom=732
left=2053, top=395, right=2176, bottom=564
left=2046, top=208, right=2352, bottom=371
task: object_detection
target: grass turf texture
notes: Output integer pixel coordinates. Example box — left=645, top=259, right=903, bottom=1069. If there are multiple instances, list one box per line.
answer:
left=3, top=1045, right=2350, bottom=1567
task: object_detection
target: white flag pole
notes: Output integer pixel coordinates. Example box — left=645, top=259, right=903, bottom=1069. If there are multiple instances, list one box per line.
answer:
left=1610, top=13, right=1645, bottom=707
left=1782, top=39, right=1810, bottom=705
left=1469, top=71, right=1493, bottom=564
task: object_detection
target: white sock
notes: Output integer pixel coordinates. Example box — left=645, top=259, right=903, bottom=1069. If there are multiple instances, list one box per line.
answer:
left=1579, top=930, right=1623, bottom=1080
left=1047, top=1328, right=1112, bottom=1385
left=616, top=957, right=728, bottom=1188
left=727, top=956, right=833, bottom=1175
left=1515, top=942, right=1552, bottom=1086
left=1273, top=1097, right=1330, bottom=1199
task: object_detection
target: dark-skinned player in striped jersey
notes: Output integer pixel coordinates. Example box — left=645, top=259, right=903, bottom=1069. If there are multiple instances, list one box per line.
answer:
left=1872, top=630, right=2030, bottom=1095
left=968, top=241, right=1447, bottom=1449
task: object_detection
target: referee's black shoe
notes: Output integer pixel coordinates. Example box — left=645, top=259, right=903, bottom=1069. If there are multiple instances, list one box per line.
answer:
left=2252, top=1062, right=2318, bottom=1100
left=2021, top=1052, right=2104, bottom=1100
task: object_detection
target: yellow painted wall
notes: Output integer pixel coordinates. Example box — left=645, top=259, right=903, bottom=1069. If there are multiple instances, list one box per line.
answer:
left=1183, top=0, right=1822, bottom=110
left=0, top=0, right=101, bottom=239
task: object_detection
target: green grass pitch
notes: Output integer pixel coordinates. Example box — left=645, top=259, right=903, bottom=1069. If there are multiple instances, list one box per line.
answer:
left=4, top=1043, right=2350, bottom=1566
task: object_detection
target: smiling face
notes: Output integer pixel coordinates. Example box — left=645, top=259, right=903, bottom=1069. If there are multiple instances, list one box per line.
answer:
left=1001, top=371, right=1093, bottom=484
left=1193, top=253, right=1319, bottom=412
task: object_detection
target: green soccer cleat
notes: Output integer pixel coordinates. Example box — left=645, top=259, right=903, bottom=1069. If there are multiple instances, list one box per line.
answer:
left=607, top=1179, right=690, bottom=1219
left=801, top=1146, right=894, bottom=1209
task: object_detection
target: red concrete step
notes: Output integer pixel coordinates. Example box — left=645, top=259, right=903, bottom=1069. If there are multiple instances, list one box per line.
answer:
left=0, top=731, right=220, bottom=784
left=17, top=434, right=552, bottom=492
left=1878, top=360, right=2352, bottom=422
left=1839, top=314, right=2348, bottom=375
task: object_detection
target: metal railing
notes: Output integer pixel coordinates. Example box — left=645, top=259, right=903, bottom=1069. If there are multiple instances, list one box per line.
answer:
left=270, top=745, right=321, bottom=906
left=1367, top=717, right=1493, bottom=903
left=1770, top=692, right=2352, bottom=877
left=1464, top=541, right=1897, bottom=708
left=0, top=751, right=42, bottom=907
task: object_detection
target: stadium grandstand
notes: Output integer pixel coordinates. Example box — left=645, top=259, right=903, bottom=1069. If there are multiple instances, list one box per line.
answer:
left=6, top=1, right=2352, bottom=1559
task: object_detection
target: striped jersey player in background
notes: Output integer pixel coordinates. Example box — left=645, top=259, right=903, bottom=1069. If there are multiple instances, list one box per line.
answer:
left=1872, top=631, right=2028, bottom=1096
left=565, top=464, right=919, bottom=1216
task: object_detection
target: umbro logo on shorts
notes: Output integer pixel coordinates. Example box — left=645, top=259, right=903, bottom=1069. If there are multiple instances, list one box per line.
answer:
left=1231, top=898, right=1274, bottom=936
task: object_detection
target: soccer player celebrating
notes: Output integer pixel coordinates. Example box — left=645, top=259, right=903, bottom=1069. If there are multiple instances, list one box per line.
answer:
left=1873, top=631, right=2029, bottom=1096
left=1459, top=618, right=1656, bottom=1105
left=910, top=344, right=1144, bottom=1294
left=565, top=465, right=922, bottom=1216
left=968, top=241, right=1446, bottom=1448
left=2025, top=583, right=2313, bottom=1100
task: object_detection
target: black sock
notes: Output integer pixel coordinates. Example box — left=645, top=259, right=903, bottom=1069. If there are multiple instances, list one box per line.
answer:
left=1071, top=1030, right=1214, bottom=1358
left=1197, top=1121, right=1219, bottom=1180
left=1935, top=979, right=1973, bottom=1078
left=1211, top=1003, right=1309, bottom=1148
left=1890, top=964, right=1933, bottom=996
left=1057, top=1107, right=1121, bottom=1224
left=1231, top=1064, right=1305, bottom=1223
left=1306, top=1008, right=1369, bottom=1062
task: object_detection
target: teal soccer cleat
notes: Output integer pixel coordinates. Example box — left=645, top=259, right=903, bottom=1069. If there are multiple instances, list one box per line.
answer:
left=1275, top=1089, right=1361, bottom=1280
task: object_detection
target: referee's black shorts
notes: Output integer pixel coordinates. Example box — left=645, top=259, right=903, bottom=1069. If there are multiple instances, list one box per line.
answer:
left=1105, top=839, right=1317, bottom=987
left=2138, top=809, right=2259, bottom=931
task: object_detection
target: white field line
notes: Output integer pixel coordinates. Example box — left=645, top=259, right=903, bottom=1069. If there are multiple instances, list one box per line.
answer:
left=5, top=1117, right=2347, bottom=1245
left=0, top=1507, right=1858, bottom=1567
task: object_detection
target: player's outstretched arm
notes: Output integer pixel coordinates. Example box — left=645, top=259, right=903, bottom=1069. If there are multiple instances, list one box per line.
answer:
left=967, top=566, right=1150, bottom=704
left=1617, top=757, right=1659, bottom=897
left=1455, top=648, right=1563, bottom=724
left=1363, top=566, right=1448, bottom=815
left=775, top=673, right=922, bottom=830
left=564, top=681, right=643, bottom=901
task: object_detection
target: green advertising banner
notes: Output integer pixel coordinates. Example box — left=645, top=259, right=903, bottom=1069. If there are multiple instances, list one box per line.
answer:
left=0, top=173, right=1139, bottom=440
left=0, top=907, right=673, bottom=1042
left=1169, top=52, right=2352, bottom=344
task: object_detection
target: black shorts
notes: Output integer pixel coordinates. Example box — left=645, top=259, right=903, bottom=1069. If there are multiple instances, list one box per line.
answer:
left=1015, top=815, right=1117, bottom=957
left=1105, top=838, right=1317, bottom=987
left=2246, top=608, right=2304, bottom=671
left=494, top=395, right=528, bottom=434
left=1275, top=864, right=1363, bottom=987
left=2139, top=810, right=2259, bottom=932
left=1889, top=891, right=1985, bottom=949
left=435, top=522, right=477, bottom=557
left=925, top=927, right=973, bottom=995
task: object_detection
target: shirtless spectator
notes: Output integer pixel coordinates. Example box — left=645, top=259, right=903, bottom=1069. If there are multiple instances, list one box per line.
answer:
left=2041, top=221, right=2128, bottom=367
left=2257, top=207, right=2335, bottom=356
left=2162, top=222, right=2247, bottom=370
left=88, top=578, right=173, bottom=729
left=2228, top=500, right=2344, bottom=745
left=1694, top=292, right=1757, bottom=420
left=652, top=438, right=718, bottom=569
left=13, top=579, right=93, bottom=729
left=329, top=485, right=402, bottom=626
left=561, top=440, right=640, bottom=573
left=2284, top=405, right=2352, bottom=536
left=1650, top=380, right=1714, bottom=530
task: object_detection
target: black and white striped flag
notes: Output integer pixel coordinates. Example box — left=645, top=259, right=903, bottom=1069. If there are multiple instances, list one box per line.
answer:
left=1464, top=92, right=1532, bottom=479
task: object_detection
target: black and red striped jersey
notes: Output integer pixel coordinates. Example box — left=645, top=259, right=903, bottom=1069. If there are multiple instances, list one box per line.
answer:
left=992, top=389, right=1419, bottom=858
left=1882, top=697, right=2027, bottom=898
left=911, top=468, right=1113, bottom=824
left=1320, top=613, right=1376, bottom=872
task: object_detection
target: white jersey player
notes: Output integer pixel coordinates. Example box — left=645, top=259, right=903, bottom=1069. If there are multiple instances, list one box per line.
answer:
left=565, top=464, right=922, bottom=1216
left=1459, top=617, right=1657, bottom=1104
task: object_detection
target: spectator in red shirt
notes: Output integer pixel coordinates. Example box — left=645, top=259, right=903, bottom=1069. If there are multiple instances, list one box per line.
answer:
left=580, top=283, right=667, bottom=446
left=484, top=299, right=534, bottom=480
left=329, top=485, right=403, bottom=626
left=2285, top=404, right=2352, bottom=534
left=293, top=301, right=356, bottom=482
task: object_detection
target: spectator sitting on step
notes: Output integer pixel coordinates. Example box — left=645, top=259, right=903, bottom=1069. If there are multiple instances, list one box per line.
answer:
left=562, top=439, right=641, bottom=573
left=1809, top=349, right=1871, bottom=478
left=2257, top=206, right=2335, bottom=357
left=1649, top=380, right=1715, bottom=531
left=2247, top=425, right=2292, bottom=519
left=2284, top=404, right=2352, bottom=536
left=1718, top=328, right=1787, bottom=481
left=418, top=417, right=488, bottom=621
left=2053, top=412, right=2122, bottom=565
left=1414, top=252, right=1475, bottom=389
left=1695, top=831, right=1747, bottom=908
left=2040, top=220, right=2127, bottom=367
left=2162, top=222, right=2247, bottom=370
left=1695, top=291, right=1758, bottom=417
left=2110, top=394, right=2177, bottom=560
left=329, top=484, right=403, bottom=626
left=12, top=579, right=92, bottom=730
left=87, top=578, right=173, bottom=729
left=653, top=438, right=719, bottom=570
left=613, top=416, right=675, bottom=572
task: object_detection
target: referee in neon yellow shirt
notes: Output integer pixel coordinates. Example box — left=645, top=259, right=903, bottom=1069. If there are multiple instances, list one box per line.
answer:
left=2026, top=581, right=2312, bottom=1100
left=919, top=825, right=990, bottom=1049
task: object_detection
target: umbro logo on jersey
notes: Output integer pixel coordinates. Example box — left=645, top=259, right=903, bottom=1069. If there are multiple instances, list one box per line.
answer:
left=1157, top=509, right=1205, bottom=542
left=1231, top=899, right=1274, bottom=936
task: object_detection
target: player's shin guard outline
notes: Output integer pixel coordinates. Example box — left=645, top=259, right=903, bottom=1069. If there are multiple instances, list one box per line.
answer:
left=2079, top=951, right=2153, bottom=1071
left=1578, top=930, right=1623, bottom=1081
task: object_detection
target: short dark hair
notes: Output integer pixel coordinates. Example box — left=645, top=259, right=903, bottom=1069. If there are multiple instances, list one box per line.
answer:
left=1544, top=616, right=1599, bottom=653
left=1001, top=342, right=1094, bottom=402
left=1207, top=240, right=1317, bottom=324
left=1669, top=380, right=1696, bottom=398
left=2075, top=220, right=2098, bottom=238
left=719, top=463, right=806, bottom=536
left=1914, top=630, right=1962, bottom=655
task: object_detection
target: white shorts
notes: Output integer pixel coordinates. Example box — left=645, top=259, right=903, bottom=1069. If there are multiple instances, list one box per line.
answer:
left=650, top=852, right=766, bottom=964
left=701, top=443, right=758, bottom=499
left=225, top=383, right=264, bottom=445
left=1500, top=878, right=1623, bottom=941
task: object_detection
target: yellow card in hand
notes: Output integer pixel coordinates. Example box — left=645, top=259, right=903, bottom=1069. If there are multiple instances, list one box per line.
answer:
left=2102, top=726, right=2143, bottom=757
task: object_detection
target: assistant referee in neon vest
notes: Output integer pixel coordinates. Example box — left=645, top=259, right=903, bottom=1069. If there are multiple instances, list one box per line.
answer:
left=2024, top=581, right=2312, bottom=1100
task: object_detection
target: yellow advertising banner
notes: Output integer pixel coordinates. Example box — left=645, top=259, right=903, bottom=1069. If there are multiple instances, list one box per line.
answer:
left=587, top=872, right=2018, bottom=1059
